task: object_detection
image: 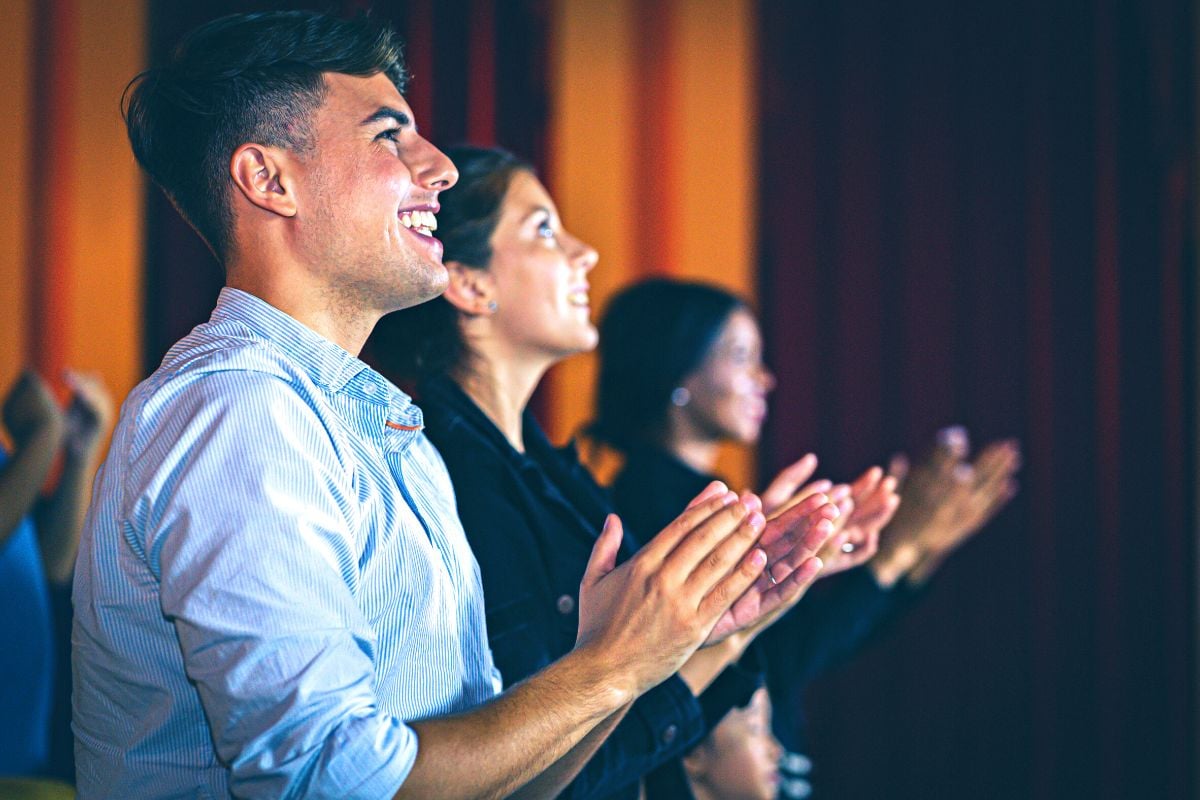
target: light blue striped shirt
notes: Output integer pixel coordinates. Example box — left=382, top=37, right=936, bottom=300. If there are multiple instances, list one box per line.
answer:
left=73, top=288, right=501, bottom=799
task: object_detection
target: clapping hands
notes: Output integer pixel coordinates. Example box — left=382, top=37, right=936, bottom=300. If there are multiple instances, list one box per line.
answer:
left=874, top=427, right=1021, bottom=585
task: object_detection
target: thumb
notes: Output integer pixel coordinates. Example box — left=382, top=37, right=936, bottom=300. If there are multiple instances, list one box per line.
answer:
left=583, top=514, right=624, bottom=589
left=762, top=453, right=819, bottom=513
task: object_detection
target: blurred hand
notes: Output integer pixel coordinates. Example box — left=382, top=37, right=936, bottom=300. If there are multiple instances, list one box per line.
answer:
left=62, top=370, right=113, bottom=461
left=878, top=427, right=1021, bottom=583
left=817, top=466, right=900, bottom=576
left=574, top=483, right=769, bottom=696
left=2, top=371, right=65, bottom=448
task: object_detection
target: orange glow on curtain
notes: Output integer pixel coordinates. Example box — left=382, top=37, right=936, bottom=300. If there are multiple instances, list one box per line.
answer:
left=0, top=0, right=143, bottom=416
left=546, top=0, right=758, bottom=490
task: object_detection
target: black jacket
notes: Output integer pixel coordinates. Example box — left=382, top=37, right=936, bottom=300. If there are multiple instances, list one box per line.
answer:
left=419, top=378, right=761, bottom=799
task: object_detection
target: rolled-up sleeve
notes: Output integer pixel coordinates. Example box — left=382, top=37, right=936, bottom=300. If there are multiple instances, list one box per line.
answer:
left=138, top=370, right=415, bottom=798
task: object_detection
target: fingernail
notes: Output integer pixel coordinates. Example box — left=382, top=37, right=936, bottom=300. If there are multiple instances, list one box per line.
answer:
left=751, top=549, right=767, bottom=567
left=830, top=485, right=851, bottom=502
left=741, top=494, right=761, bottom=513
left=748, top=511, right=765, bottom=529
left=722, top=491, right=739, bottom=505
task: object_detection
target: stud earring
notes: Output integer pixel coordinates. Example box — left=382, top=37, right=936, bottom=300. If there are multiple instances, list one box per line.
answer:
left=670, top=387, right=691, bottom=407
left=486, top=301, right=499, bottom=313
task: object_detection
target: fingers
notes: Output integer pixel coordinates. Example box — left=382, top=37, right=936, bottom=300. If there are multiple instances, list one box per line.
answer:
left=758, top=492, right=832, bottom=551
left=850, top=466, right=883, bottom=498
left=854, top=474, right=901, bottom=526
left=686, top=480, right=730, bottom=510
left=983, top=479, right=1020, bottom=518
left=817, top=528, right=853, bottom=562
left=764, top=500, right=840, bottom=580
left=671, top=494, right=764, bottom=582
left=887, top=452, right=910, bottom=484
left=760, top=453, right=818, bottom=514
left=640, top=490, right=739, bottom=561
left=758, top=554, right=825, bottom=614
left=769, top=478, right=835, bottom=518
left=972, top=440, right=1021, bottom=492
left=698, top=545, right=768, bottom=623
left=802, top=479, right=835, bottom=499
left=582, top=514, right=625, bottom=590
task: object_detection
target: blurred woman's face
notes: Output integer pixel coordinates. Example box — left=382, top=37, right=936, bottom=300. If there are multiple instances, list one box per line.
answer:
left=686, top=688, right=783, bottom=800
left=679, top=308, right=775, bottom=444
left=484, top=170, right=599, bottom=362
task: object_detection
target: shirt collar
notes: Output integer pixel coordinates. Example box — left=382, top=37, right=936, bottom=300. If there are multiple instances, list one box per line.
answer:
left=210, top=287, right=375, bottom=395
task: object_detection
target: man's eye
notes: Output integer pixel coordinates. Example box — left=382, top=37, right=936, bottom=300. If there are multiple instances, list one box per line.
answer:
left=537, top=221, right=556, bottom=239
left=377, top=128, right=401, bottom=143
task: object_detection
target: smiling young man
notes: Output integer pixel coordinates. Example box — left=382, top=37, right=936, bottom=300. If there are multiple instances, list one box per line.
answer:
left=69, top=11, right=840, bottom=800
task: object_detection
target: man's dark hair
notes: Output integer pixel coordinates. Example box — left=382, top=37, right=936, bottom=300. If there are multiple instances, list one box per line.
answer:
left=123, top=10, right=408, bottom=260
left=590, top=279, right=745, bottom=452
left=368, top=145, right=533, bottom=383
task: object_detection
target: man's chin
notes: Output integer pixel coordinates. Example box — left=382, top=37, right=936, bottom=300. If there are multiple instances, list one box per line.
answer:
left=392, top=261, right=450, bottom=311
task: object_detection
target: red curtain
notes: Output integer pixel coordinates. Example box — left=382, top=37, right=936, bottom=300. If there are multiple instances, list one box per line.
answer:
left=142, top=0, right=551, bottom=371
left=757, top=1, right=1195, bottom=797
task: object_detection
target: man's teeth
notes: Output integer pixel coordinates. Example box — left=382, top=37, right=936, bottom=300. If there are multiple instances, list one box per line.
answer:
left=567, top=291, right=589, bottom=306
left=400, top=210, right=438, bottom=233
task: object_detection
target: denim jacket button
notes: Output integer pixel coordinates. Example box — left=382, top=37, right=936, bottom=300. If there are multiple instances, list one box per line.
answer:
left=556, top=594, right=575, bottom=615
left=660, top=724, right=678, bottom=745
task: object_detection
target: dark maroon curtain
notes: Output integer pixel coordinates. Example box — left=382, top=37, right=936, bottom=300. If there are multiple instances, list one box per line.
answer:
left=141, top=0, right=551, bottom=372
left=757, top=1, right=1196, bottom=798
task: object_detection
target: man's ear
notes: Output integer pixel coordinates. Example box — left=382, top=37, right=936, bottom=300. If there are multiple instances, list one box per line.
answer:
left=442, top=261, right=496, bottom=315
left=229, top=144, right=298, bottom=218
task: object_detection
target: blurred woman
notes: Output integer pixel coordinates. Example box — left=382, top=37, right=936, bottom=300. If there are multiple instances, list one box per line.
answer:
left=683, top=687, right=783, bottom=800
left=593, top=278, right=1021, bottom=796
left=368, top=147, right=845, bottom=799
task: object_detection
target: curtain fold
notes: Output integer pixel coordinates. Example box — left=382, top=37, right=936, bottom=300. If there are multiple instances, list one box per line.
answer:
left=756, top=1, right=1196, bottom=797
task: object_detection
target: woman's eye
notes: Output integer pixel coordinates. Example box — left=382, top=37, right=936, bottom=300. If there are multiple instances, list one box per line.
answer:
left=537, top=220, right=556, bottom=239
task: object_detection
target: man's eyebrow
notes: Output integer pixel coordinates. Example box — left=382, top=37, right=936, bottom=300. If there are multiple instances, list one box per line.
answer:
left=360, top=107, right=413, bottom=128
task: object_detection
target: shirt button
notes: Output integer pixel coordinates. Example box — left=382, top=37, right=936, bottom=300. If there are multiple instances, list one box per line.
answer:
left=782, top=777, right=812, bottom=798
left=556, top=594, right=575, bottom=615
left=660, top=724, right=678, bottom=745
left=783, top=752, right=812, bottom=775
left=362, top=382, right=377, bottom=395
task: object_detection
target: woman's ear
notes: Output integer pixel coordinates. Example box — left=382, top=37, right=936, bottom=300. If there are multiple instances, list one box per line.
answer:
left=443, top=261, right=497, bottom=316
left=229, top=144, right=298, bottom=218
